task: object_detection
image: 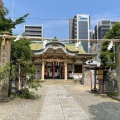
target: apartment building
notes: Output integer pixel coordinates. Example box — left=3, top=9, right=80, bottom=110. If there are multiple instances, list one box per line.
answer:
left=24, top=25, right=44, bottom=38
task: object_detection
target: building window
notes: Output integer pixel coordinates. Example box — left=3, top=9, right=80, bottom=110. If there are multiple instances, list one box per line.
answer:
left=74, top=65, right=82, bottom=73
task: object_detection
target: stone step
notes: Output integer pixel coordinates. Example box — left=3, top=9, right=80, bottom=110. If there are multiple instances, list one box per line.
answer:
left=42, top=79, right=81, bottom=85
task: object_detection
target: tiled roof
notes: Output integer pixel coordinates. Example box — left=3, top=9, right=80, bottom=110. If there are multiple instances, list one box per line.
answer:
left=65, top=43, right=87, bottom=54
left=30, top=41, right=88, bottom=54
left=30, top=42, right=43, bottom=50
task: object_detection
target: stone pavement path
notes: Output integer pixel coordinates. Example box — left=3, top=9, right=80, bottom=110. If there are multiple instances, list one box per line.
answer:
left=39, top=85, right=90, bottom=120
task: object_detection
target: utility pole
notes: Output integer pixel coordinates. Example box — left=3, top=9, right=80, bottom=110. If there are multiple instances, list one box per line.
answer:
left=12, top=0, right=14, bottom=20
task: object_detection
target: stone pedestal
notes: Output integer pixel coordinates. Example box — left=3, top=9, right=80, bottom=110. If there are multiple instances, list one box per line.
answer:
left=0, top=32, right=11, bottom=100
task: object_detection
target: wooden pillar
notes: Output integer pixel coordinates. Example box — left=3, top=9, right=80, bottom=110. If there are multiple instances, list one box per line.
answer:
left=64, top=61, right=67, bottom=80
left=52, top=62, right=55, bottom=78
left=42, top=61, right=45, bottom=80
left=72, top=63, right=74, bottom=73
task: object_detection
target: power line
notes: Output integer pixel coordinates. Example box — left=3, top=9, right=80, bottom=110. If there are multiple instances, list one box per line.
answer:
left=6, top=16, right=120, bottom=21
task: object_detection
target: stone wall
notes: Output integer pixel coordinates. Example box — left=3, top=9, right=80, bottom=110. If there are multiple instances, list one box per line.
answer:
left=81, top=66, right=91, bottom=86
left=104, top=69, right=117, bottom=93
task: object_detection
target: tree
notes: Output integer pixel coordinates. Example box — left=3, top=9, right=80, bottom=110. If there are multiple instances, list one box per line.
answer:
left=0, top=6, right=29, bottom=33
left=10, top=39, right=42, bottom=90
left=0, top=6, right=42, bottom=99
left=100, top=22, right=120, bottom=69
left=100, top=22, right=120, bottom=96
left=100, top=41, right=115, bottom=69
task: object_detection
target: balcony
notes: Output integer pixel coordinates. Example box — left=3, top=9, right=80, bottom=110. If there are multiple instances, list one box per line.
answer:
left=25, top=32, right=42, bottom=36
left=25, top=28, right=42, bottom=31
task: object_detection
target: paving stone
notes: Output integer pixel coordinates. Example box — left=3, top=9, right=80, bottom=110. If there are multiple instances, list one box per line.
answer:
left=41, top=107, right=62, bottom=113
left=39, top=114, right=64, bottom=120
left=62, top=108, right=84, bottom=114
left=64, top=113, right=90, bottom=120
left=39, top=85, right=90, bottom=120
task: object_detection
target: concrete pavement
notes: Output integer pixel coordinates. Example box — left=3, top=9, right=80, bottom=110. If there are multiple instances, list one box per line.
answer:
left=39, top=85, right=90, bottom=120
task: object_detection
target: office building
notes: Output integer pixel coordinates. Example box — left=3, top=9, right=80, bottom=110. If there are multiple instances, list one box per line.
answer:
left=24, top=25, right=44, bottom=38
left=69, top=14, right=90, bottom=52
left=94, top=20, right=118, bottom=39
left=89, top=30, right=95, bottom=47
left=89, top=20, right=118, bottom=62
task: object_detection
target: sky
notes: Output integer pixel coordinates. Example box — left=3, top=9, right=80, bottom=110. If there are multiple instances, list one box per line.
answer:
left=3, top=0, right=120, bottom=38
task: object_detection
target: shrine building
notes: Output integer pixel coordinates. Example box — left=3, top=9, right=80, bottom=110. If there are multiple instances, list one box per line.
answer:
left=30, top=40, right=96, bottom=80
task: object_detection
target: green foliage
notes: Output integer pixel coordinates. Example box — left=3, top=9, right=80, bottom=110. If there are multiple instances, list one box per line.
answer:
left=100, top=22, right=120, bottom=69
left=105, top=22, right=120, bottom=39
left=0, top=6, right=29, bottom=33
left=108, top=91, right=118, bottom=97
left=0, top=5, right=42, bottom=98
left=11, top=39, right=32, bottom=63
left=100, top=41, right=115, bottom=69
left=27, top=77, right=43, bottom=90
left=0, top=63, right=10, bottom=80
left=10, top=39, right=42, bottom=92
left=17, top=88, right=39, bottom=99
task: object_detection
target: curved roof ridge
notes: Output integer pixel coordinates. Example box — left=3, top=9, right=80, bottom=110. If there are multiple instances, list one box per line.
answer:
left=30, top=41, right=89, bottom=55
left=78, top=44, right=87, bottom=54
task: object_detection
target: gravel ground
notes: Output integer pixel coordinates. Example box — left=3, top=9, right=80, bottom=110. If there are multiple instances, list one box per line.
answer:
left=1, top=85, right=120, bottom=120
left=64, top=85, right=120, bottom=120
left=0, top=85, right=48, bottom=120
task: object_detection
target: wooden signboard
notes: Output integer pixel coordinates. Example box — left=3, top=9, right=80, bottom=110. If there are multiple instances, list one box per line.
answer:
left=96, top=70, right=104, bottom=80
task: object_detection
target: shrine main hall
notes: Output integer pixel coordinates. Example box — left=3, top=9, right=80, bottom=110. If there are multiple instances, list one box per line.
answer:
left=30, top=40, right=95, bottom=80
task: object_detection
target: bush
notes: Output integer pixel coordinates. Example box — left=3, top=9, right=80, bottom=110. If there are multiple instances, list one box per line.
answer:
left=17, top=88, right=39, bottom=99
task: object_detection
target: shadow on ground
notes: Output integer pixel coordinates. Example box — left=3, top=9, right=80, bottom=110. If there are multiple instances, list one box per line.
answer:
left=88, top=101, right=120, bottom=120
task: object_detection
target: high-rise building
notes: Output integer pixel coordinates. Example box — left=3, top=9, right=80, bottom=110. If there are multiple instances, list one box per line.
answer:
left=90, top=20, right=118, bottom=62
left=24, top=25, right=44, bottom=38
left=89, top=30, right=95, bottom=46
left=94, top=20, right=118, bottom=39
left=69, top=14, right=90, bottom=52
